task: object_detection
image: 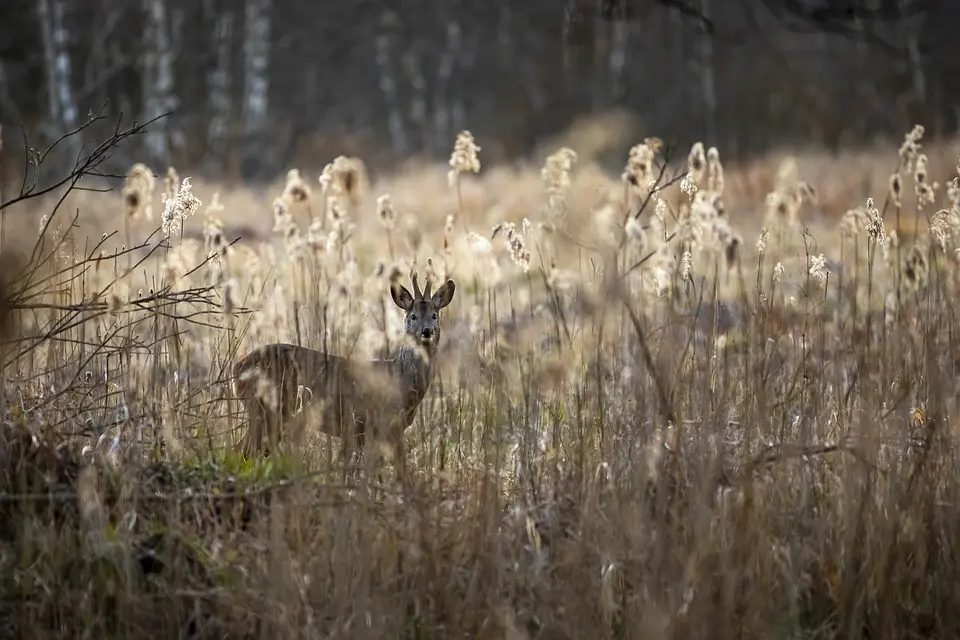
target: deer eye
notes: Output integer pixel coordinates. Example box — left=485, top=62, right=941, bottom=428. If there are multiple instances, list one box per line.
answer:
left=432, top=313, right=438, bottom=320
left=410, top=314, right=418, bottom=322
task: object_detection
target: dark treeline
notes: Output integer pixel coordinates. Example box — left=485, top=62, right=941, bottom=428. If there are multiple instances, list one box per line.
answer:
left=0, top=0, right=954, bottom=183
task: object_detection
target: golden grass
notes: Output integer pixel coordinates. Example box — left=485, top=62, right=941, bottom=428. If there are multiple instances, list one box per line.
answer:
left=2, top=121, right=960, bottom=638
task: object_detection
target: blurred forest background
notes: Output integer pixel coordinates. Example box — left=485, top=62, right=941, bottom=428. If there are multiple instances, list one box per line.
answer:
left=0, top=0, right=953, bottom=183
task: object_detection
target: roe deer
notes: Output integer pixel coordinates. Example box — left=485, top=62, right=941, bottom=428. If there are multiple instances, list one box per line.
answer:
left=232, top=274, right=456, bottom=477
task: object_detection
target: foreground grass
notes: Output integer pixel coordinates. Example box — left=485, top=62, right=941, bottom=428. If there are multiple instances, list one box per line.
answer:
left=2, top=121, right=960, bottom=638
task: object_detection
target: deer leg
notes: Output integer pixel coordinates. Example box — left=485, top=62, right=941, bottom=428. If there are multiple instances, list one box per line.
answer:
left=394, top=436, right=409, bottom=491
left=241, top=398, right=268, bottom=457
left=265, top=409, right=285, bottom=457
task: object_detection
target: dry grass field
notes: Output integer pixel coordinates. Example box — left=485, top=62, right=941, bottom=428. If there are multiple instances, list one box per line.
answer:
left=2, top=115, right=960, bottom=639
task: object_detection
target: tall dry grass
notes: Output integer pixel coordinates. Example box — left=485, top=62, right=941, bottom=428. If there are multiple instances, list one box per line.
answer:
left=2, top=117, right=960, bottom=639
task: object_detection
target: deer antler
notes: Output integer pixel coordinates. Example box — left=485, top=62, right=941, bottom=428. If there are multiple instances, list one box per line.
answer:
left=411, top=271, right=424, bottom=299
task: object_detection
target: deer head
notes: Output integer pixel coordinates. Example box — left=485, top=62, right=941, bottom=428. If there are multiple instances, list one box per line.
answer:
left=390, top=273, right=456, bottom=351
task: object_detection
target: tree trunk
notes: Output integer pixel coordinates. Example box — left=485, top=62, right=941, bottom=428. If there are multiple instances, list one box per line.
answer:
left=435, top=14, right=463, bottom=153
left=670, top=6, right=691, bottom=143
left=697, top=0, right=716, bottom=144
left=563, top=0, right=596, bottom=113
left=142, top=0, right=177, bottom=165
left=901, top=0, right=927, bottom=117
left=453, top=16, right=472, bottom=136
left=242, top=0, right=271, bottom=175
left=37, top=0, right=81, bottom=161
left=375, top=11, right=407, bottom=155
left=402, top=49, right=427, bottom=153
left=207, top=5, right=234, bottom=167
left=609, top=17, right=629, bottom=102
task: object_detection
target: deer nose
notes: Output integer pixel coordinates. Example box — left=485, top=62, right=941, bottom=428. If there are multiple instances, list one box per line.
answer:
left=421, top=327, right=433, bottom=339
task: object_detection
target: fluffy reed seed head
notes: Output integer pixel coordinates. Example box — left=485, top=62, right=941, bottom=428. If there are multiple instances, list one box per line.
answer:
left=914, top=154, right=936, bottom=206
left=160, top=177, right=202, bottom=237
left=203, top=215, right=229, bottom=263
left=706, top=146, right=725, bottom=194
left=840, top=207, right=870, bottom=239
left=466, top=232, right=492, bottom=256
left=624, top=216, right=646, bottom=251
left=192, top=207, right=224, bottom=281
left=890, top=173, right=903, bottom=206
left=205, top=191, right=225, bottom=220
left=283, top=168, right=313, bottom=205
left=448, top=130, right=482, bottom=187
left=325, top=201, right=356, bottom=254
left=864, top=197, right=886, bottom=244
left=222, top=279, right=235, bottom=316
left=764, top=160, right=816, bottom=232
left=425, top=256, right=442, bottom=287
left=947, top=164, right=960, bottom=210
left=443, top=214, right=457, bottom=256
left=163, top=166, right=181, bottom=202
left=377, top=194, right=396, bottom=230
left=688, top=142, right=706, bottom=177
left=680, top=250, right=693, bottom=287
left=930, top=207, right=960, bottom=251
left=680, top=142, right=707, bottom=197
left=622, top=142, right=655, bottom=202
left=491, top=221, right=531, bottom=272
left=305, top=218, right=326, bottom=253
left=773, top=262, right=785, bottom=283
left=808, top=254, right=830, bottom=288
left=679, top=189, right=721, bottom=249
left=756, top=228, right=769, bottom=254
left=713, top=218, right=743, bottom=268
left=898, top=124, right=925, bottom=173
left=645, top=242, right=675, bottom=300
left=542, top=147, right=578, bottom=217
left=121, top=163, right=156, bottom=221
left=274, top=201, right=294, bottom=236
left=654, top=197, right=667, bottom=221
left=271, top=197, right=313, bottom=259
left=903, top=242, right=929, bottom=290
left=319, top=156, right=369, bottom=209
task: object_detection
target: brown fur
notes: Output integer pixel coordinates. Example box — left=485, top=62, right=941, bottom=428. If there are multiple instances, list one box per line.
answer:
left=232, top=276, right=456, bottom=476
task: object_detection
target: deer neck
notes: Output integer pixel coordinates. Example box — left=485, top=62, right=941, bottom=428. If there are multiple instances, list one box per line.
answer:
left=389, top=344, right=435, bottom=400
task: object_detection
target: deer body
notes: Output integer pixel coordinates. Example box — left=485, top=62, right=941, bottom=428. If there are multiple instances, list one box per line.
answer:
left=232, top=277, right=456, bottom=474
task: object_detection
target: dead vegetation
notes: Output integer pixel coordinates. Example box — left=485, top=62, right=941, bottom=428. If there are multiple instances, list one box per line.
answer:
left=2, top=112, right=960, bottom=638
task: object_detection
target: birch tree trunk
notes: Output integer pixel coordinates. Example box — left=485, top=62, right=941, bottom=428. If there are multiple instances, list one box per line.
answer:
left=453, top=17, right=473, bottom=135
left=513, top=5, right=545, bottom=121
left=402, top=49, right=427, bottom=152
left=563, top=0, right=595, bottom=111
left=37, top=0, right=81, bottom=161
left=697, top=0, right=717, bottom=144
left=375, top=11, right=407, bottom=155
left=591, top=9, right=609, bottom=110
left=141, top=0, right=177, bottom=165
left=435, top=16, right=462, bottom=152
left=669, top=5, right=691, bottom=135
left=207, top=5, right=234, bottom=164
left=608, top=9, right=629, bottom=102
left=242, top=0, right=271, bottom=163
left=900, top=0, right=927, bottom=108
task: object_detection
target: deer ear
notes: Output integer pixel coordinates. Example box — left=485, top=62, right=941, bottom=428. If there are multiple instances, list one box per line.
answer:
left=431, top=279, right=456, bottom=309
left=391, top=282, right=414, bottom=311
